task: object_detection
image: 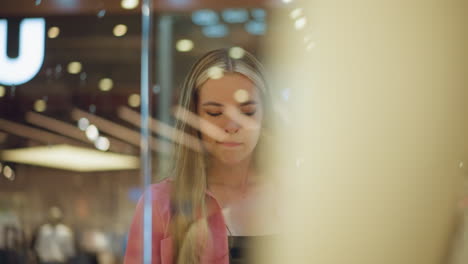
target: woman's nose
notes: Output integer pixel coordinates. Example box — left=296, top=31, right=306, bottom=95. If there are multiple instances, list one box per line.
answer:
left=224, top=119, right=241, bottom=134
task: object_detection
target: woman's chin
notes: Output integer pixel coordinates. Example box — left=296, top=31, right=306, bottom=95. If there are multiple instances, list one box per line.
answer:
left=215, top=153, right=251, bottom=166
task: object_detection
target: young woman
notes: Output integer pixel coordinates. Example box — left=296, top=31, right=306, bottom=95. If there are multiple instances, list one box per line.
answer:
left=124, top=48, right=278, bottom=264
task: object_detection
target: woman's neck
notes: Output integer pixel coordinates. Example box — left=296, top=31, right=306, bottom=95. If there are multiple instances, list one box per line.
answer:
left=207, top=157, right=255, bottom=190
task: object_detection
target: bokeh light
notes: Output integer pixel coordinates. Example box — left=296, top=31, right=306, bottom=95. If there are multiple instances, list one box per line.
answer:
left=207, top=66, right=224, bottom=80
left=234, top=89, right=249, bottom=103
left=95, top=136, right=110, bottom=151
left=0, top=85, right=5, bottom=97
left=67, top=61, right=82, bottom=74
left=228, top=47, right=245, bottom=59
left=121, top=0, right=139, bottom=10
left=48, top=26, right=60, bottom=38
left=86, top=125, right=99, bottom=141
left=113, top=24, right=128, bottom=37
left=99, top=78, right=113, bottom=91
left=128, top=94, right=141, bottom=107
left=176, top=39, right=194, bottom=52
left=34, top=99, right=47, bottom=112
left=78, top=118, right=90, bottom=131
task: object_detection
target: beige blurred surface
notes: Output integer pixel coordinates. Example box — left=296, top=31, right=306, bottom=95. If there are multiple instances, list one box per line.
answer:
left=260, top=1, right=468, bottom=263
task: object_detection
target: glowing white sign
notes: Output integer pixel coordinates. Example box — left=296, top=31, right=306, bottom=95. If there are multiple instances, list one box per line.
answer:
left=0, top=18, right=45, bottom=86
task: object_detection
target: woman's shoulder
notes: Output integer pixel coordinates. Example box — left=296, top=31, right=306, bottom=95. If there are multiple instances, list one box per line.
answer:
left=145, top=177, right=174, bottom=215
left=146, top=177, right=173, bottom=200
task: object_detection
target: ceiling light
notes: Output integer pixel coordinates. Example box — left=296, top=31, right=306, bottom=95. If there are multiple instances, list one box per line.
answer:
left=128, top=94, right=140, bottom=107
left=245, top=21, right=266, bottom=35
left=192, top=9, right=219, bottom=26
left=99, top=78, right=113, bottom=91
left=86, top=124, right=99, bottom=141
left=251, top=9, right=266, bottom=21
left=0, top=145, right=139, bottom=172
left=221, top=9, right=249, bottom=24
left=176, top=39, right=194, bottom=52
left=34, top=99, right=46, bottom=112
left=67, top=61, right=82, bottom=74
left=113, top=24, right=127, bottom=37
left=202, top=24, right=229, bottom=38
left=48, top=26, right=60, bottom=38
left=121, top=0, right=139, bottom=10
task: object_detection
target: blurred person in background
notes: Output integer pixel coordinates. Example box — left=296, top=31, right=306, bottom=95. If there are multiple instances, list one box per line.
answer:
left=124, top=48, right=279, bottom=264
left=0, top=207, right=29, bottom=263
left=34, top=206, right=76, bottom=264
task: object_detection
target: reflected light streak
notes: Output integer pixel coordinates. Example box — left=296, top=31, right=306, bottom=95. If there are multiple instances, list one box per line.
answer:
left=25, top=111, right=134, bottom=154
left=117, top=106, right=201, bottom=152
left=71, top=108, right=171, bottom=154
left=0, top=118, right=86, bottom=147
left=173, top=106, right=228, bottom=142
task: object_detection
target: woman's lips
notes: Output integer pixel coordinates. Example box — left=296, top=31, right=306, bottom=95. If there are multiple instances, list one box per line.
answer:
left=218, top=141, right=242, bottom=147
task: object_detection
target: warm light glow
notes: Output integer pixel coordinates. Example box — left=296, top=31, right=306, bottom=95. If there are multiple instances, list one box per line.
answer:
left=67, top=61, right=82, bottom=74
left=176, top=39, right=194, bottom=52
left=78, top=117, right=89, bottom=131
left=290, top=8, right=303, bottom=20
left=113, top=24, right=127, bottom=37
left=282, top=0, right=293, bottom=3
left=48, top=26, right=60, bottom=38
left=295, top=17, right=307, bottom=30
left=3, top=165, right=14, bottom=180
left=121, top=0, right=139, bottom=10
left=207, top=66, right=224, bottom=80
left=99, top=78, right=113, bottom=91
left=0, top=85, right=5, bottom=97
left=95, top=136, right=110, bottom=151
left=128, top=94, right=140, bottom=107
left=234, top=89, right=249, bottom=103
left=34, top=99, right=46, bottom=112
left=0, top=145, right=139, bottom=171
left=86, top=124, right=99, bottom=141
left=228, top=47, right=245, bottom=59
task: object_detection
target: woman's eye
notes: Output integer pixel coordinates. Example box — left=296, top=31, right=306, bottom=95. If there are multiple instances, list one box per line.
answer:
left=206, top=112, right=222, bottom=117
left=243, top=111, right=256, bottom=116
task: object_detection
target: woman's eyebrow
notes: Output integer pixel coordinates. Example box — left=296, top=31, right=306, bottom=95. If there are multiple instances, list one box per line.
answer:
left=202, top=102, right=223, bottom=107
left=239, top=100, right=258, bottom=106
left=201, top=100, right=258, bottom=107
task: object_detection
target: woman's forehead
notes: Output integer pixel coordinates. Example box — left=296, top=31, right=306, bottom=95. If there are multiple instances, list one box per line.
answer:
left=198, top=73, right=259, bottom=104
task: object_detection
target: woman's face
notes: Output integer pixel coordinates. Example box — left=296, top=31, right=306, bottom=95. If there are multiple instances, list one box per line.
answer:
left=197, top=73, right=263, bottom=165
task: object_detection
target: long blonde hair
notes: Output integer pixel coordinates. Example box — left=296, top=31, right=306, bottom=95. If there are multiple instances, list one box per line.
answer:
left=169, top=48, right=271, bottom=264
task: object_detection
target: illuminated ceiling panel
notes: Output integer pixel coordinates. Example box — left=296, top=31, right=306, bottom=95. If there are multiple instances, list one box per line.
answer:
left=0, top=144, right=139, bottom=172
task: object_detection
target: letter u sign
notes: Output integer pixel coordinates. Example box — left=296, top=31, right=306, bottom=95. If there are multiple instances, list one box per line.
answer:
left=0, top=18, right=45, bottom=86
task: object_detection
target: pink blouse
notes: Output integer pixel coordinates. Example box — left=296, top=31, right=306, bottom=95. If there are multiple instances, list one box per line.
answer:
left=124, top=178, right=230, bottom=264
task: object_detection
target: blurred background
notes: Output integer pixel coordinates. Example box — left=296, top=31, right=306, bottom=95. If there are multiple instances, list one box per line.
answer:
left=1, top=0, right=468, bottom=264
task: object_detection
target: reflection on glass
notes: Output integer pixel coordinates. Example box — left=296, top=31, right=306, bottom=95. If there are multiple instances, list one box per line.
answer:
left=125, top=48, right=276, bottom=264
